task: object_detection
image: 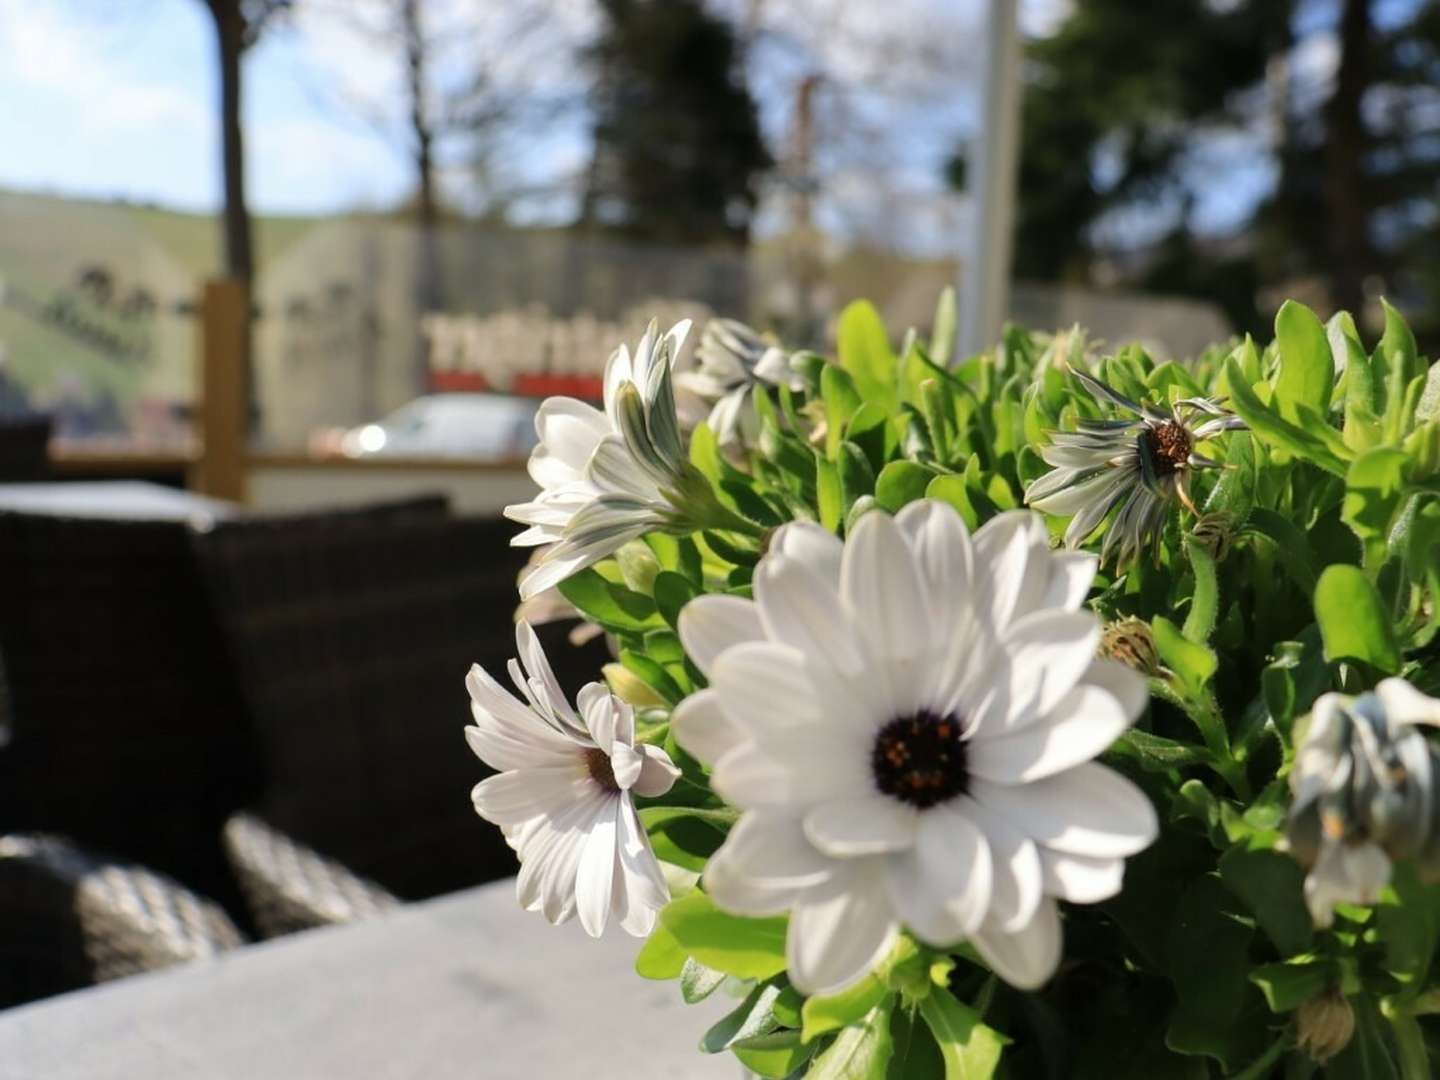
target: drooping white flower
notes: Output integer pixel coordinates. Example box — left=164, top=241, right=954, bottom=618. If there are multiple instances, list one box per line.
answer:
left=676, top=318, right=806, bottom=448
left=466, top=621, right=681, bottom=937
left=1284, top=679, right=1440, bottom=928
left=507, top=319, right=735, bottom=600
left=671, top=503, right=1157, bottom=994
left=1024, top=369, right=1244, bottom=566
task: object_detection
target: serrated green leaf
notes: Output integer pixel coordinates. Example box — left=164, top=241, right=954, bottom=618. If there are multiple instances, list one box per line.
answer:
left=1112, top=730, right=1214, bottom=771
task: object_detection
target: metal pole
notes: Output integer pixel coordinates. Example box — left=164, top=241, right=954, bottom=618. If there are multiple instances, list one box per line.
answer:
left=958, top=0, right=1023, bottom=361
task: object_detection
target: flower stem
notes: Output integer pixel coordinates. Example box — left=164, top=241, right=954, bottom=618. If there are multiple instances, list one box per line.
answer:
left=1227, top=1033, right=1290, bottom=1080
left=1149, top=678, right=1250, bottom=800
left=1384, top=1002, right=1432, bottom=1080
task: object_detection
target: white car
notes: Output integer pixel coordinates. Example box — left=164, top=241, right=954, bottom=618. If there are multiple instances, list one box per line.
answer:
left=340, top=394, right=540, bottom=460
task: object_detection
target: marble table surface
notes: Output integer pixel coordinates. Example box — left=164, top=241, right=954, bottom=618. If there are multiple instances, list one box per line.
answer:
left=0, top=880, right=736, bottom=1079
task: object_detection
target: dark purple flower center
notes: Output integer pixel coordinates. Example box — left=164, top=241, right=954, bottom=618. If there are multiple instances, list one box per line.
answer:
left=871, top=710, right=969, bottom=809
left=585, top=748, right=619, bottom=792
left=1149, top=420, right=1192, bottom=476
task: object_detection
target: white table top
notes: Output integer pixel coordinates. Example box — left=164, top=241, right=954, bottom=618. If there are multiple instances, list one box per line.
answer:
left=0, top=880, right=734, bottom=1080
left=0, top=481, right=235, bottom=522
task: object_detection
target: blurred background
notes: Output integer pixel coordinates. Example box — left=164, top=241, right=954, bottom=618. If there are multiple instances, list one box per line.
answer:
left=2, top=0, right=1432, bottom=480
left=0, top=0, right=1436, bottom=1014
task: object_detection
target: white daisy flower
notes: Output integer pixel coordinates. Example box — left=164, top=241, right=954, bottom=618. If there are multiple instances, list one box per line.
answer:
left=466, top=621, right=681, bottom=937
left=676, top=318, right=806, bottom=448
left=1024, top=369, right=1244, bottom=566
left=1284, top=679, right=1440, bottom=928
left=507, top=319, right=746, bottom=600
left=670, top=503, right=1157, bottom=994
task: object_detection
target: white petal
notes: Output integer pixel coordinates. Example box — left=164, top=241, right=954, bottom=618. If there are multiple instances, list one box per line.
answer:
left=841, top=511, right=930, bottom=714
left=581, top=688, right=619, bottom=753
left=973, top=511, right=1051, bottom=631
left=754, top=555, right=864, bottom=674
left=710, top=641, right=822, bottom=728
left=575, top=799, right=620, bottom=937
left=894, top=499, right=974, bottom=621
left=609, top=741, right=644, bottom=789
left=516, top=621, right=580, bottom=727
left=530, top=398, right=612, bottom=487
left=1376, top=678, right=1440, bottom=728
left=886, top=803, right=991, bottom=945
left=1042, top=550, right=1098, bottom=610
left=705, top=814, right=834, bottom=917
left=1083, top=658, right=1149, bottom=722
left=969, top=764, right=1158, bottom=858
left=975, top=609, right=1101, bottom=736
left=1039, top=850, right=1125, bottom=903
left=677, top=595, right=764, bottom=677
left=671, top=689, right=746, bottom=767
left=769, top=521, right=844, bottom=589
left=615, top=799, right=669, bottom=936
left=786, top=868, right=899, bottom=995
left=962, top=799, right=1042, bottom=931
left=518, top=533, right=642, bottom=600
left=631, top=744, right=681, bottom=798
left=803, top=796, right=918, bottom=857
left=969, top=683, right=1132, bottom=784
left=712, top=737, right=868, bottom=810
left=471, top=767, right=588, bottom=827
left=970, top=898, right=1062, bottom=990
left=464, top=721, right=574, bottom=773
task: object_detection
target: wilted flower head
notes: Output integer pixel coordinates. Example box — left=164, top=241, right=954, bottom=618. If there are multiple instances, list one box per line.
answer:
left=506, top=320, right=744, bottom=599
left=1099, top=617, right=1162, bottom=678
left=675, top=318, right=806, bottom=448
left=1284, top=679, right=1440, bottom=927
left=1295, top=988, right=1355, bottom=1064
left=1024, top=369, right=1244, bottom=566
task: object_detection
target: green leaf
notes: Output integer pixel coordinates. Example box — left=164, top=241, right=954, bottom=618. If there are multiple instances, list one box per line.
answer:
left=1274, top=300, right=1335, bottom=422
left=557, top=568, right=662, bottom=633
left=701, top=982, right=785, bottom=1053
left=803, top=976, right=891, bottom=1045
left=1313, top=564, right=1402, bottom=674
left=1152, top=615, right=1217, bottom=692
left=1247, top=960, right=1333, bottom=1013
left=917, top=987, right=1007, bottom=1079
left=1241, top=509, right=1318, bottom=594
left=659, top=891, right=789, bottom=981
left=807, top=1000, right=897, bottom=1080
left=925, top=474, right=977, bottom=530
left=1223, top=356, right=1348, bottom=477
left=875, top=461, right=936, bottom=513
left=652, top=570, right=698, bottom=630
left=619, top=649, right=683, bottom=705
left=1218, top=836, right=1314, bottom=956
left=837, top=300, right=899, bottom=411
left=1182, top=539, right=1219, bottom=644
left=732, top=1030, right=817, bottom=1078
left=1379, top=297, right=1420, bottom=387
left=822, top=364, right=864, bottom=459
left=1112, top=730, right=1214, bottom=772
left=680, top=956, right=728, bottom=1003
left=640, top=806, right=731, bottom=872
left=839, top=441, right=877, bottom=511
left=1376, top=862, right=1440, bottom=995
left=1165, top=874, right=1263, bottom=1068
left=1341, top=447, right=1410, bottom=568
left=816, top=453, right=844, bottom=531
left=635, top=921, right=688, bottom=980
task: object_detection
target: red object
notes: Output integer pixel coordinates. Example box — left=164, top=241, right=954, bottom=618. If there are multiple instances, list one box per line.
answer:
left=429, top=371, right=491, bottom=393
left=512, top=374, right=605, bottom=401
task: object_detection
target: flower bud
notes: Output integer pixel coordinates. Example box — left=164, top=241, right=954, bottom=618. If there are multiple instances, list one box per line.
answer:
left=1189, top=510, right=1237, bottom=562
left=1295, top=988, right=1355, bottom=1064
left=602, top=663, right=668, bottom=708
left=1099, top=617, right=1162, bottom=678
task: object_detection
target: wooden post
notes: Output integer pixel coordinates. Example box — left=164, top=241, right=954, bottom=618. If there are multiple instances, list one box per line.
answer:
left=195, top=278, right=249, bottom=501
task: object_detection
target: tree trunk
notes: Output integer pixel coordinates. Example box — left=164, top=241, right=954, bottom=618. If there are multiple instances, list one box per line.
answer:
left=1323, top=0, right=1372, bottom=319
left=403, top=0, right=442, bottom=393
left=208, top=0, right=254, bottom=286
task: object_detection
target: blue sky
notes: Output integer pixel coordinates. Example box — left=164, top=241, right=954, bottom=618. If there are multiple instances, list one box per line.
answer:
left=0, top=0, right=1363, bottom=252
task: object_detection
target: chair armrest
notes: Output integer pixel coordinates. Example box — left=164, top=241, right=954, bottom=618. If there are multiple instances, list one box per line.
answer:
left=0, top=833, right=245, bottom=1003
left=223, top=812, right=399, bottom=939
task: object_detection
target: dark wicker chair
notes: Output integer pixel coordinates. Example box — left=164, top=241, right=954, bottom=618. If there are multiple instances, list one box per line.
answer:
left=0, top=511, right=262, bottom=919
left=0, top=834, right=244, bottom=1009
left=194, top=511, right=543, bottom=923
left=0, top=415, right=51, bottom=481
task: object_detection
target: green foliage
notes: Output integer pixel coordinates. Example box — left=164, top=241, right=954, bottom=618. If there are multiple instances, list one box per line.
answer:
left=537, top=296, right=1440, bottom=1078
